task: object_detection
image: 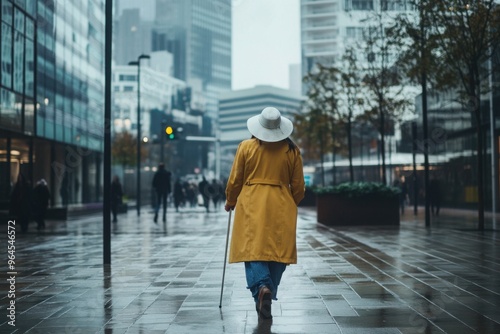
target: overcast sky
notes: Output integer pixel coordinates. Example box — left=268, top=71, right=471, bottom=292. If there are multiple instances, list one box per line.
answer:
left=232, top=0, right=301, bottom=91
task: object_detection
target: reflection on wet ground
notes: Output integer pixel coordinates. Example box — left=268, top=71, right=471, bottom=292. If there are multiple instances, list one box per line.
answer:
left=0, top=206, right=498, bottom=333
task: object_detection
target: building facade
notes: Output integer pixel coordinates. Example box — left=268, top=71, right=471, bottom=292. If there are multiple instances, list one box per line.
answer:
left=0, top=0, right=105, bottom=209
left=301, top=0, right=413, bottom=81
left=218, top=85, right=305, bottom=177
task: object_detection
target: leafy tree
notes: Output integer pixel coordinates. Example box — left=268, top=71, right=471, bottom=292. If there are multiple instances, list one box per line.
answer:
left=427, top=1, right=500, bottom=230
left=112, top=131, right=148, bottom=170
left=297, top=64, right=343, bottom=186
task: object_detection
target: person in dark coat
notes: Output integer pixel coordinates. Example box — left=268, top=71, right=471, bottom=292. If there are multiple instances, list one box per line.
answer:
left=33, top=179, right=50, bottom=230
left=198, top=176, right=210, bottom=212
left=429, top=178, right=442, bottom=216
left=110, top=176, right=123, bottom=222
left=9, top=173, right=32, bottom=233
left=60, top=173, right=69, bottom=207
left=394, top=176, right=408, bottom=215
left=152, top=163, right=171, bottom=222
left=210, top=179, right=222, bottom=210
left=183, top=182, right=194, bottom=208
left=173, top=179, right=185, bottom=212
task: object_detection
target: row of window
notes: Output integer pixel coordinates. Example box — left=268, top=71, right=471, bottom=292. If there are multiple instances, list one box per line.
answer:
left=36, top=0, right=105, bottom=149
left=344, top=0, right=412, bottom=11
left=0, top=1, right=35, bottom=135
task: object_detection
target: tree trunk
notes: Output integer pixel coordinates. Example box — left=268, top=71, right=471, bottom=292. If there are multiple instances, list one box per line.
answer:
left=476, top=104, right=485, bottom=231
left=347, top=116, right=354, bottom=183
left=379, top=102, right=387, bottom=185
left=320, top=135, right=326, bottom=187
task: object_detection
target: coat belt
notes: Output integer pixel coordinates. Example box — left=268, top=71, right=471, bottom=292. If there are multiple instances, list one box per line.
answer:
left=245, top=178, right=283, bottom=186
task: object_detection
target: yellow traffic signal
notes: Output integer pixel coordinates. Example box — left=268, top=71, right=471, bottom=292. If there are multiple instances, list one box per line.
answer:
left=165, top=126, right=175, bottom=140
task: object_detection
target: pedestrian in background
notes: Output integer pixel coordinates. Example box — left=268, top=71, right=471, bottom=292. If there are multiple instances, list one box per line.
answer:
left=110, top=176, right=123, bottom=222
left=173, top=178, right=185, bottom=212
left=198, top=176, right=210, bottom=212
left=394, top=175, right=409, bottom=215
left=210, top=179, right=222, bottom=210
left=185, top=182, right=197, bottom=208
left=224, top=107, right=305, bottom=321
left=10, top=173, right=33, bottom=233
left=429, top=177, right=442, bottom=216
left=152, top=163, right=171, bottom=222
left=33, top=178, right=50, bottom=230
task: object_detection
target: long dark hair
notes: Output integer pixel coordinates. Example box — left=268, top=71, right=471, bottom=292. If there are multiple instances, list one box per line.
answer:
left=251, top=136, right=299, bottom=153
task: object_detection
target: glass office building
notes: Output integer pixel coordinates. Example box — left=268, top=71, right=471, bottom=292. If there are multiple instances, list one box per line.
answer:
left=0, top=0, right=105, bottom=208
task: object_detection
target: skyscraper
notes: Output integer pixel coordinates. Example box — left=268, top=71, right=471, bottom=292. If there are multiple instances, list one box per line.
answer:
left=116, top=0, right=232, bottom=119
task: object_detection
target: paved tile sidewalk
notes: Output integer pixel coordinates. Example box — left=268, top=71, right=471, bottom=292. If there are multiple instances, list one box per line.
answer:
left=0, top=206, right=499, bottom=333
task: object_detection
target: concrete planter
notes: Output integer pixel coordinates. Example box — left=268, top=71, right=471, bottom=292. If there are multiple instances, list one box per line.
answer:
left=298, top=188, right=316, bottom=207
left=316, top=194, right=400, bottom=226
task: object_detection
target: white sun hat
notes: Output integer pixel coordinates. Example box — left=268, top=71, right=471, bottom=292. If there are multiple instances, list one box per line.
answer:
left=246, top=107, right=293, bottom=142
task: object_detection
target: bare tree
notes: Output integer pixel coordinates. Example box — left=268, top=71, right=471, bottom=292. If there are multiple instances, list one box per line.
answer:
left=361, top=12, right=412, bottom=185
left=340, top=47, right=365, bottom=182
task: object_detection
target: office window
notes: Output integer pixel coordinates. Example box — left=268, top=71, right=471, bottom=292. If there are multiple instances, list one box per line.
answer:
left=25, top=16, right=34, bottom=38
left=14, top=8, right=24, bottom=33
left=119, top=74, right=136, bottom=81
left=381, top=0, right=408, bottom=11
left=13, top=31, right=24, bottom=93
left=25, top=38, right=34, bottom=97
left=1, top=23, right=12, bottom=88
left=15, top=0, right=26, bottom=11
left=346, top=0, right=374, bottom=10
left=24, top=97, right=34, bottom=134
left=0, top=89, right=22, bottom=131
left=25, top=0, right=36, bottom=16
left=2, top=1, right=13, bottom=24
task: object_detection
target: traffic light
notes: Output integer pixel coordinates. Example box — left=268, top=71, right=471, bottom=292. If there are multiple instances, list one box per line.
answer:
left=165, top=126, right=175, bottom=140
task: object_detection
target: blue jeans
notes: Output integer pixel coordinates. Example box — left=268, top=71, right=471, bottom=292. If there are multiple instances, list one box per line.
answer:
left=245, top=261, right=287, bottom=302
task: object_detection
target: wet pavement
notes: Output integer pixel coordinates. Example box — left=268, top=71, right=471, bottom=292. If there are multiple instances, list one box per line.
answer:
left=0, top=204, right=499, bottom=334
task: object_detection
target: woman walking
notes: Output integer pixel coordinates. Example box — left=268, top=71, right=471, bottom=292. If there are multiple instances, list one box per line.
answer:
left=224, top=107, right=305, bottom=321
left=110, top=176, right=123, bottom=222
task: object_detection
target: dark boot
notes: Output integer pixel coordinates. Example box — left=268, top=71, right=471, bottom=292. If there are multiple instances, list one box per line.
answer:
left=257, top=286, right=272, bottom=320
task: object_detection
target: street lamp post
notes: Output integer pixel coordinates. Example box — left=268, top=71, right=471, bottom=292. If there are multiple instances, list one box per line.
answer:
left=160, top=119, right=166, bottom=164
left=129, top=54, right=150, bottom=216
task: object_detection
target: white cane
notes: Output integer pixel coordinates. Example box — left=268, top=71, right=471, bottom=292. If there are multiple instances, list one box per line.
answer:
left=219, top=209, right=232, bottom=308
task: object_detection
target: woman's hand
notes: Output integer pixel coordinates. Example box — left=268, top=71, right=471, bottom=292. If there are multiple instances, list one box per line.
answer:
left=224, top=204, right=235, bottom=212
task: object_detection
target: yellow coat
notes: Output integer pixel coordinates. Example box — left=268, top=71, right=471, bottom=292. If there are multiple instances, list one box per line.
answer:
left=225, top=138, right=305, bottom=264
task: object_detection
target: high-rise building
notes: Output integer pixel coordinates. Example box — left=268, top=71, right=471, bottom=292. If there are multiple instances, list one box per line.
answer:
left=115, top=0, right=232, bottom=119
left=218, top=85, right=305, bottom=177
left=0, top=0, right=106, bottom=207
left=301, top=0, right=413, bottom=81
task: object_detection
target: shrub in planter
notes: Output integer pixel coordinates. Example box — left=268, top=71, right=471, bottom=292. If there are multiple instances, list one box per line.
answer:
left=314, top=182, right=400, bottom=226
